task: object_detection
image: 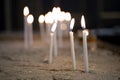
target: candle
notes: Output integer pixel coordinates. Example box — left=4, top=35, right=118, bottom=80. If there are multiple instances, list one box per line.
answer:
left=49, top=22, right=57, bottom=64
left=57, top=21, right=63, bottom=48
left=27, top=14, right=34, bottom=46
left=38, top=15, right=45, bottom=40
left=65, top=12, right=71, bottom=36
left=81, top=15, right=89, bottom=73
left=53, top=29, right=58, bottom=57
left=52, top=8, right=60, bottom=57
left=23, top=6, right=29, bottom=49
left=69, top=18, right=76, bottom=70
left=58, top=11, right=64, bottom=48
left=45, top=12, right=53, bottom=43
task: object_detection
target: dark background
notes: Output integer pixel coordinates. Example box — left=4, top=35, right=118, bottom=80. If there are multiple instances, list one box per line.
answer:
left=0, top=0, right=120, bottom=45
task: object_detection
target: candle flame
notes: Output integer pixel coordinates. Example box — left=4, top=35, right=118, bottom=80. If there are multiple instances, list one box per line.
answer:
left=23, top=6, right=29, bottom=16
left=51, top=22, right=57, bottom=32
left=27, top=14, right=34, bottom=24
left=70, top=18, right=75, bottom=30
left=58, top=11, right=65, bottom=21
left=65, top=12, right=71, bottom=21
left=52, top=7, right=61, bottom=21
left=38, top=15, right=45, bottom=23
left=45, top=12, right=53, bottom=24
left=81, top=15, right=86, bottom=29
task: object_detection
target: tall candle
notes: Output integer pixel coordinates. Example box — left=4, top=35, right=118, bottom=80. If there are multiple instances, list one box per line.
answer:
left=23, top=6, right=29, bottom=49
left=52, top=7, right=60, bottom=56
left=58, top=21, right=63, bottom=48
left=53, top=30, right=58, bottom=57
left=45, top=12, right=53, bottom=43
left=58, top=12, right=64, bottom=48
left=27, top=14, right=34, bottom=46
left=38, top=15, right=45, bottom=40
left=65, top=12, right=71, bottom=36
left=81, top=15, right=89, bottom=73
left=49, top=32, right=53, bottom=64
left=49, top=22, right=57, bottom=64
left=69, top=18, right=76, bottom=70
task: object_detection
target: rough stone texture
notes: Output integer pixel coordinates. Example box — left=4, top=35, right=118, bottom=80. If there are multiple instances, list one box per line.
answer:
left=0, top=33, right=119, bottom=80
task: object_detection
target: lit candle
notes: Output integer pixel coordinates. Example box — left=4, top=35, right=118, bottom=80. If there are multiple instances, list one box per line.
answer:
left=45, top=12, right=53, bottom=43
left=59, top=11, right=67, bottom=37
left=57, top=7, right=63, bottom=48
left=53, top=29, right=58, bottom=57
left=69, top=18, right=76, bottom=70
left=81, top=15, right=89, bottom=73
left=57, top=21, right=63, bottom=48
left=65, top=12, right=71, bottom=36
left=27, top=14, right=34, bottom=46
left=23, top=6, right=29, bottom=49
left=38, top=14, right=45, bottom=40
left=49, top=22, right=57, bottom=64
left=52, top=7, right=60, bottom=57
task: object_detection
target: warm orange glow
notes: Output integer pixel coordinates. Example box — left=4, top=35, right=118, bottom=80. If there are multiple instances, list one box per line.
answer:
left=27, top=14, right=34, bottom=24
left=38, top=15, right=45, bottom=23
left=61, top=23, right=67, bottom=30
left=23, top=6, right=29, bottom=16
left=51, top=22, right=57, bottom=32
left=70, top=18, right=75, bottom=30
left=81, top=15, right=86, bottom=29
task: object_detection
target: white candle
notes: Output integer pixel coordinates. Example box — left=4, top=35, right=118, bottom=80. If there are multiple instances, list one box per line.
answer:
left=38, top=15, right=45, bottom=40
left=81, top=15, right=89, bottom=73
left=23, top=6, right=29, bottom=49
left=69, top=18, right=76, bottom=70
left=27, top=14, right=34, bottom=46
left=58, top=11, right=65, bottom=47
left=58, top=21, right=63, bottom=48
left=53, top=30, right=58, bottom=57
left=51, top=7, right=60, bottom=56
left=49, top=32, right=53, bottom=64
left=58, top=11, right=64, bottom=48
left=65, top=12, right=71, bottom=36
left=45, top=12, right=53, bottom=43
left=49, top=22, right=57, bottom=64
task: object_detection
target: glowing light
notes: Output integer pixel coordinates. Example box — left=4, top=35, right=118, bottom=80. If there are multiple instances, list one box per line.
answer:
left=65, top=12, right=71, bottom=21
left=38, top=15, right=45, bottom=23
left=52, top=7, right=57, bottom=13
left=81, top=15, right=86, bottom=29
left=58, top=11, right=66, bottom=21
left=83, top=29, right=89, bottom=36
left=23, top=6, right=29, bottom=16
left=56, top=7, right=61, bottom=13
left=51, top=22, right=57, bottom=32
left=27, top=14, right=34, bottom=24
left=45, top=12, right=53, bottom=24
left=61, top=23, right=67, bottom=31
left=70, top=18, right=75, bottom=30
left=52, top=7, right=61, bottom=21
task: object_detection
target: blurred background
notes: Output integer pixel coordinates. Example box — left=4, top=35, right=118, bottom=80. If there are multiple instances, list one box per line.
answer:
left=0, top=0, right=120, bottom=46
